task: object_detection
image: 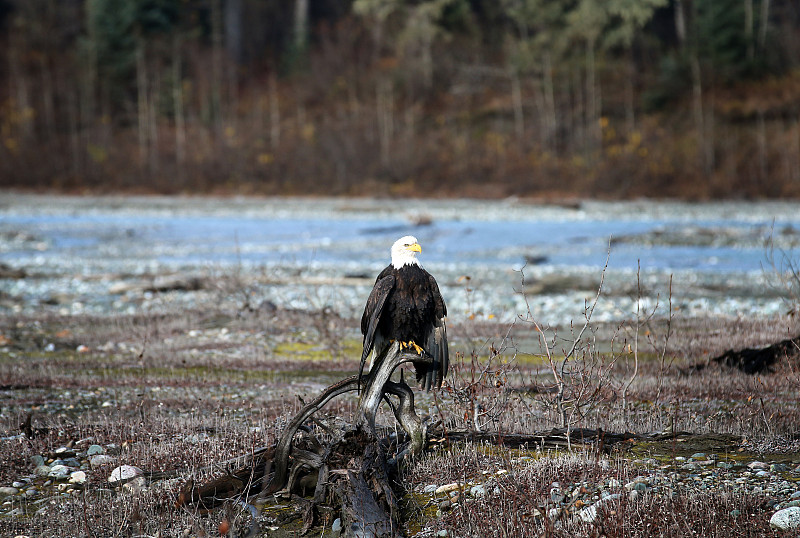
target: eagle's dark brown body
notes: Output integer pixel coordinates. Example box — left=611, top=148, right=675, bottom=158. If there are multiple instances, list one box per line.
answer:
left=360, top=262, right=448, bottom=390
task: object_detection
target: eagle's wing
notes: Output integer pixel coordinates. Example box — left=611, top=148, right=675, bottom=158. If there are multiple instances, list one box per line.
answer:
left=423, top=273, right=449, bottom=390
left=360, top=273, right=395, bottom=383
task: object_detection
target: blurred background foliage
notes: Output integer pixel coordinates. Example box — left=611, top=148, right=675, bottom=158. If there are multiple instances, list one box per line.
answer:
left=0, top=0, right=798, bottom=198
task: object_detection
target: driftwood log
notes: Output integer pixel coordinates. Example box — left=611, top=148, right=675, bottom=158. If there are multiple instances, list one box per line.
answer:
left=712, top=333, right=800, bottom=374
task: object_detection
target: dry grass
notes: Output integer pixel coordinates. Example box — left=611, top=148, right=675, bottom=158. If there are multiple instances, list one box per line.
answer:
left=1, top=303, right=799, bottom=536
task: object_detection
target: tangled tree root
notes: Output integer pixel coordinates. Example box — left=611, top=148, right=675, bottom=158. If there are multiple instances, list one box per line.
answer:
left=178, top=343, right=432, bottom=536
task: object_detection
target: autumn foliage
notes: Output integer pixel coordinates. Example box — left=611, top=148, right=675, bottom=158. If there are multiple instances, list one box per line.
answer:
left=1, top=0, right=799, bottom=199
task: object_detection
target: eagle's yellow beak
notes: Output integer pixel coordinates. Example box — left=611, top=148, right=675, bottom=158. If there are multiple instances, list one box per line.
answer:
left=409, top=243, right=422, bottom=253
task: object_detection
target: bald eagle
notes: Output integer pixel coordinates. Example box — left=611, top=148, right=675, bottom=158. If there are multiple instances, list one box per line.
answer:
left=360, top=236, right=449, bottom=391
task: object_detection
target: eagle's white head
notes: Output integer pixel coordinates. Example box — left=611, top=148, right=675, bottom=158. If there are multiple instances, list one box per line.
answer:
left=391, top=235, right=422, bottom=269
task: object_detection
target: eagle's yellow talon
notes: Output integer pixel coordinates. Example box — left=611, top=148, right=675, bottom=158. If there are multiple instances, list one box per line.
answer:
left=407, top=341, right=423, bottom=354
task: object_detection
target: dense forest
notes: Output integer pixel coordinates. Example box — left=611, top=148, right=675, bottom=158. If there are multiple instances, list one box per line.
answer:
left=1, top=0, right=799, bottom=199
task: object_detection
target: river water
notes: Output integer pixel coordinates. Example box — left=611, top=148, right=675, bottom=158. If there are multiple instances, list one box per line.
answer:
left=1, top=194, right=799, bottom=325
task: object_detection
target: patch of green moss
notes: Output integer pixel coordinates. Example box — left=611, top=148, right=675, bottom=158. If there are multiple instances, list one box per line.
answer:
left=273, top=338, right=361, bottom=361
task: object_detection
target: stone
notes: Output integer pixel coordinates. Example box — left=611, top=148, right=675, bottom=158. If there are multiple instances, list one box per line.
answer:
left=30, top=455, right=45, bottom=467
left=86, top=445, right=104, bottom=456
left=423, top=484, right=438, bottom=494
left=470, top=484, right=486, bottom=497
left=770, top=507, right=800, bottom=531
left=690, top=453, right=706, bottom=460
left=748, top=461, right=769, bottom=470
left=108, top=465, right=143, bottom=485
left=0, top=486, right=19, bottom=497
left=771, top=463, right=789, bottom=473
left=122, top=476, right=147, bottom=493
left=437, top=531, right=449, bottom=537
left=69, top=471, right=87, bottom=484
left=48, top=465, right=71, bottom=480
left=791, top=491, right=800, bottom=500
left=435, top=483, right=462, bottom=495
left=577, top=494, right=621, bottom=523
left=90, top=454, right=115, bottom=468
left=756, top=471, right=771, bottom=478
left=331, top=518, right=342, bottom=534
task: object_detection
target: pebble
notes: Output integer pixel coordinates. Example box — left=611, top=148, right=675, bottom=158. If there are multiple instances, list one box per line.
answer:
left=770, top=506, right=800, bottom=531
left=331, top=518, right=342, bottom=533
left=423, top=484, right=438, bottom=494
left=86, top=445, right=105, bottom=456
left=470, top=484, right=486, bottom=497
left=90, top=454, right=115, bottom=468
left=748, top=461, right=769, bottom=470
left=435, top=483, right=462, bottom=495
left=0, top=486, right=19, bottom=497
left=69, top=471, right=87, bottom=484
left=577, top=494, right=621, bottom=523
left=47, top=465, right=71, bottom=480
left=108, top=465, right=144, bottom=485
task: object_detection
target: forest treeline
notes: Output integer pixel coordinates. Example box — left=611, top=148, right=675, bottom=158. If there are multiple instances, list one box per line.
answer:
left=1, top=0, right=799, bottom=199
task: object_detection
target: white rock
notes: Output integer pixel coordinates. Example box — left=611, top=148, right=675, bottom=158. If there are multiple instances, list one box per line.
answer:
left=90, top=454, right=115, bottom=468
left=108, top=465, right=143, bottom=485
left=577, top=494, right=622, bottom=524
left=69, top=471, right=87, bottom=484
left=748, top=461, right=769, bottom=470
left=470, top=484, right=486, bottom=497
left=331, top=518, right=342, bottom=534
left=770, top=507, right=800, bottom=531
